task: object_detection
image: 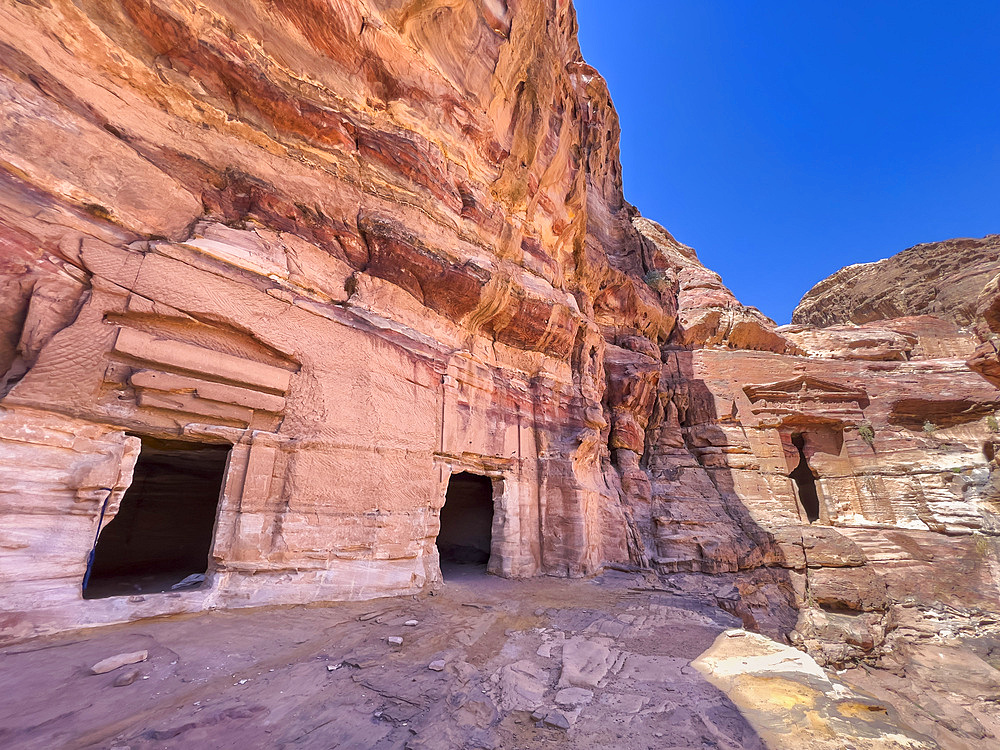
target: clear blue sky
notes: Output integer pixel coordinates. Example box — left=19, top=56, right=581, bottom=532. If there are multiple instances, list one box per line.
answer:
left=573, top=1, right=1000, bottom=323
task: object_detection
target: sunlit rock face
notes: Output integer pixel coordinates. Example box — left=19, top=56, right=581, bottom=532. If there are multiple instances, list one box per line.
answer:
left=0, top=0, right=998, bottom=684
left=792, top=234, right=1000, bottom=330
left=0, top=0, right=682, bottom=641
left=612, top=221, right=1000, bottom=665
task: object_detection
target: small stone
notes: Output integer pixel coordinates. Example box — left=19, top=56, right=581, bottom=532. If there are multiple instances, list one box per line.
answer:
left=113, top=669, right=140, bottom=687
left=387, top=636, right=403, bottom=646
left=725, top=630, right=747, bottom=638
left=404, top=620, right=419, bottom=627
left=428, top=660, right=446, bottom=672
left=530, top=709, right=547, bottom=722
left=543, top=710, right=572, bottom=730
left=534, top=608, right=546, bottom=617
left=554, top=687, right=593, bottom=707
left=327, top=664, right=340, bottom=671
left=91, top=650, right=148, bottom=675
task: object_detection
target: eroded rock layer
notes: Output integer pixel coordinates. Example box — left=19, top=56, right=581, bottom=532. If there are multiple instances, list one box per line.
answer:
left=2, top=13, right=999, bottom=737
left=969, top=271, right=1000, bottom=389
left=0, top=0, right=681, bottom=641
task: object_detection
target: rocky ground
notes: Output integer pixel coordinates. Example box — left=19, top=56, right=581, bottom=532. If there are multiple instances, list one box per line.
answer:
left=6, top=565, right=996, bottom=750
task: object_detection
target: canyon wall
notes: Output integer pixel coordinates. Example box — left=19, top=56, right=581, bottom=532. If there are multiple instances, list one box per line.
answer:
left=969, top=271, right=1000, bottom=389
left=0, top=0, right=680, bottom=641
left=627, top=222, right=1000, bottom=667
left=1, top=0, right=998, bottom=683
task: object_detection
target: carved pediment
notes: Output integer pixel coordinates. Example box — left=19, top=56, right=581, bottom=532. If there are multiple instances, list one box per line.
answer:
left=743, top=376, right=869, bottom=423
left=103, top=312, right=299, bottom=432
left=745, top=376, right=868, bottom=404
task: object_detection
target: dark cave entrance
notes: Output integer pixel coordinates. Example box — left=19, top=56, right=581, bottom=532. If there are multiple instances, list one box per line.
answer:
left=790, top=434, right=821, bottom=523
left=83, top=437, right=230, bottom=599
left=438, top=472, right=494, bottom=575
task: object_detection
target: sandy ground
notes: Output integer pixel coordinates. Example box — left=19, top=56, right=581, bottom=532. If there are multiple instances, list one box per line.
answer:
left=0, top=566, right=775, bottom=749
left=7, top=565, right=995, bottom=749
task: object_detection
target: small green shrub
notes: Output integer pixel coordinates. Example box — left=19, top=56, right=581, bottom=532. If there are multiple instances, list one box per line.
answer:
left=987, top=415, right=999, bottom=433
left=643, top=270, right=670, bottom=292
left=860, top=473, right=879, bottom=496
left=922, top=420, right=937, bottom=434
left=858, top=423, right=875, bottom=447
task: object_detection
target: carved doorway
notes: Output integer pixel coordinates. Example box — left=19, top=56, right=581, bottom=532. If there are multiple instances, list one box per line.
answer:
left=83, top=437, right=229, bottom=599
left=790, top=434, right=822, bottom=523
left=438, top=472, right=494, bottom=576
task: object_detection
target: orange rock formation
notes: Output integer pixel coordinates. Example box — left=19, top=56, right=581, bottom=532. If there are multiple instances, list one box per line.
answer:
left=1, top=0, right=998, bottom=678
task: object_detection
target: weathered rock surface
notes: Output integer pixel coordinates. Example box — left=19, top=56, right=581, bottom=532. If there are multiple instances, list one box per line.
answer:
left=780, top=316, right=976, bottom=362
left=793, top=235, right=1000, bottom=329
left=0, top=0, right=673, bottom=640
left=635, top=217, right=799, bottom=354
left=2, top=4, right=1000, bottom=747
left=694, top=630, right=936, bottom=749
left=968, top=272, right=1000, bottom=388
left=0, top=571, right=945, bottom=750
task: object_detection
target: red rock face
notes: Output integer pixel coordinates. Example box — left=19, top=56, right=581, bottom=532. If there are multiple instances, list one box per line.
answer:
left=0, top=0, right=672, bottom=640
left=1, top=0, right=998, bottom=667
left=969, top=272, right=1000, bottom=388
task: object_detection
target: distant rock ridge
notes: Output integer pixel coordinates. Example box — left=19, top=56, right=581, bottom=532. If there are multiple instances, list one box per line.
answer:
left=792, top=234, right=1000, bottom=329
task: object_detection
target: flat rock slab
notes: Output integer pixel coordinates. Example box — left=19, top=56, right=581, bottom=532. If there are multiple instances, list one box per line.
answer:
left=618, top=654, right=688, bottom=682
left=90, top=650, right=148, bottom=675
left=554, top=687, right=593, bottom=706
left=497, top=660, right=549, bottom=711
left=558, top=637, right=615, bottom=688
left=693, top=630, right=937, bottom=749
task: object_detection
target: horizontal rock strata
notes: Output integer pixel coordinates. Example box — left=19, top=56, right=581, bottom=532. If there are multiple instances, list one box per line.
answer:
left=0, top=6, right=998, bottom=718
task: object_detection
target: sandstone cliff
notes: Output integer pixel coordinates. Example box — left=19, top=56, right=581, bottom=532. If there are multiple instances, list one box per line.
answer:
left=0, top=0, right=725, bottom=640
left=793, top=235, right=1000, bottom=329
left=2, top=8, right=1000, bottom=744
left=969, top=271, right=1000, bottom=388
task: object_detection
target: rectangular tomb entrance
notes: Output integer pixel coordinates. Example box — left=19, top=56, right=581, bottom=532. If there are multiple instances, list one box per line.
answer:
left=790, top=433, right=822, bottom=523
left=437, top=472, right=495, bottom=576
left=82, top=437, right=230, bottom=599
